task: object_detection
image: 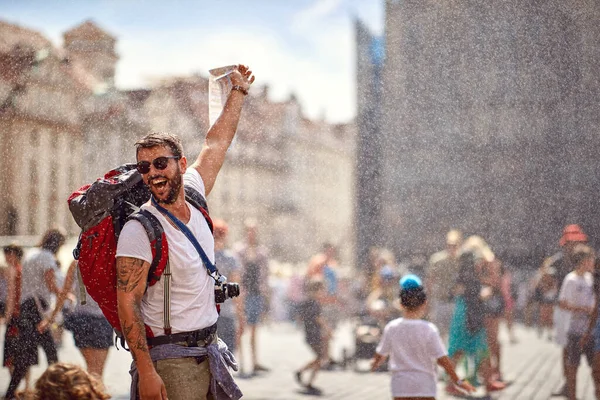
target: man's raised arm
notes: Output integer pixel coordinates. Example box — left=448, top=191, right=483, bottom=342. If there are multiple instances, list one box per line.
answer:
left=116, top=256, right=167, bottom=400
left=191, top=64, right=255, bottom=196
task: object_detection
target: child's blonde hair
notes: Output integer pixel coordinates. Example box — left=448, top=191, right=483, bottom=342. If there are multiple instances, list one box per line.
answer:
left=28, top=363, right=110, bottom=400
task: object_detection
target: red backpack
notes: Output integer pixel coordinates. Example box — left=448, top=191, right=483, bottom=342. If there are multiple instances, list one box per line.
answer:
left=68, top=164, right=212, bottom=344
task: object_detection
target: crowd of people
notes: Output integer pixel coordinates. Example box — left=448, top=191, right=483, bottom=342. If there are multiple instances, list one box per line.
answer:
left=0, top=230, right=118, bottom=399
left=1, top=218, right=599, bottom=400
left=0, top=221, right=599, bottom=400
left=2, top=223, right=598, bottom=400
left=363, top=224, right=600, bottom=400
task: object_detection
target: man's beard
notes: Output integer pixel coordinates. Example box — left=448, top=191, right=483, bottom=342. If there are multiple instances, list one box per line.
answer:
left=151, top=170, right=182, bottom=205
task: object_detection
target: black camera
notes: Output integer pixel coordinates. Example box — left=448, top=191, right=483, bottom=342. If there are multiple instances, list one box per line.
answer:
left=214, top=282, right=241, bottom=304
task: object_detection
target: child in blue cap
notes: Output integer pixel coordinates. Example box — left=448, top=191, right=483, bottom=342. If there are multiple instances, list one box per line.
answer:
left=371, top=275, right=474, bottom=399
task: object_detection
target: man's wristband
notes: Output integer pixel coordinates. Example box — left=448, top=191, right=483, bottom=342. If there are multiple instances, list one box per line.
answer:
left=231, top=85, right=249, bottom=96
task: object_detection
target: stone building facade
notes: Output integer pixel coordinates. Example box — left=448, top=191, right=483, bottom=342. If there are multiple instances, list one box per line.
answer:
left=0, top=19, right=356, bottom=265
left=359, top=0, right=600, bottom=260
left=0, top=21, right=89, bottom=236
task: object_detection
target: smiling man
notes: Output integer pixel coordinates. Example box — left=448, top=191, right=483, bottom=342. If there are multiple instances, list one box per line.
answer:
left=115, top=65, right=254, bottom=400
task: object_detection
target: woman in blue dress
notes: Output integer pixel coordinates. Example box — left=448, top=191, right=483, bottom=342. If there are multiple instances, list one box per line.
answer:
left=446, top=250, right=505, bottom=395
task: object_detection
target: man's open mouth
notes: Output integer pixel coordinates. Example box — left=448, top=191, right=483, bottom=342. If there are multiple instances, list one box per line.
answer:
left=151, top=177, right=168, bottom=189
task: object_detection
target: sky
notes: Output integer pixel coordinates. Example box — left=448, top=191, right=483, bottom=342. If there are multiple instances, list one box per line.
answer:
left=2, top=0, right=384, bottom=123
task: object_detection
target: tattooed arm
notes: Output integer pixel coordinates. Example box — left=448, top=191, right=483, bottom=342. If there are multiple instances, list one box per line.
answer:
left=116, top=256, right=167, bottom=400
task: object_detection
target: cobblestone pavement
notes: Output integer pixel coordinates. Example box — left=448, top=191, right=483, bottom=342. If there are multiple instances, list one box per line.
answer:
left=0, top=321, right=592, bottom=399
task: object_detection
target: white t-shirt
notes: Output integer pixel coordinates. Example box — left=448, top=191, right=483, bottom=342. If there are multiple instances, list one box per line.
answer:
left=116, top=168, right=218, bottom=337
left=376, top=318, right=447, bottom=397
left=559, top=271, right=594, bottom=335
left=21, top=248, right=58, bottom=304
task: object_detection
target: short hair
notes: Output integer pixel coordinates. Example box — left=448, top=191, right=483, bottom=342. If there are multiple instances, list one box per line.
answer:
left=400, top=287, right=427, bottom=310
left=572, top=244, right=595, bottom=266
left=135, top=132, right=183, bottom=159
left=31, top=363, right=110, bottom=400
left=322, top=242, right=335, bottom=251
left=3, top=243, right=24, bottom=260
left=39, top=228, right=66, bottom=254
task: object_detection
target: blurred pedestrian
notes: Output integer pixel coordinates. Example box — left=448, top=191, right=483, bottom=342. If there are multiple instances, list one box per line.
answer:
left=500, top=265, right=517, bottom=344
left=366, top=265, right=402, bottom=327
left=533, top=260, right=559, bottom=341
left=480, top=256, right=505, bottom=381
left=369, top=249, right=396, bottom=301
left=446, top=245, right=505, bottom=395
left=306, top=243, right=342, bottom=368
left=550, top=224, right=589, bottom=397
left=2, top=244, right=32, bottom=395
left=371, top=274, right=475, bottom=399
left=38, top=260, right=114, bottom=380
left=212, top=219, right=245, bottom=356
left=322, top=243, right=340, bottom=319
left=294, top=279, right=331, bottom=395
left=426, top=230, right=462, bottom=340
left=5, top=229, right=65, bottom=400
left=557, top=244, right=595, bottom=400
left=26, top=362, right=110, bottom=400
left=236, top=218, right=271, bottom=375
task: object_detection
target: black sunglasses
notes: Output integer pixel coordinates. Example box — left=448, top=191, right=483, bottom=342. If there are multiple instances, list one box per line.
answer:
left=136, top=156, right=180, bottom=174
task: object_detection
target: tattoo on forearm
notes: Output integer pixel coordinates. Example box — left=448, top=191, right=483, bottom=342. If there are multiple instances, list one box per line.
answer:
left=122, top=302, right=149, bottom=361
left=116, top=258, right=146, bottom=293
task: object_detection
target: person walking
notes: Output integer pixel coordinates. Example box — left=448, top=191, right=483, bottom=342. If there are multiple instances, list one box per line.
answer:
left=236, top=218, right=271, bottom=375
left=550, top=224, right=589, bottom=397
left=2, top=244, right=32, bottom=395
left=500, top=265, right=518, bottom=344
left=305, top=243, right=343, bottom=369
left=115, top=65, right=254, bottom=400
left=445, top=244, right=505, bottom=395
left=371, top=274, right=475, bottom=399
left=212, top=219, right=245, bottom=357
left=4, top=229, right=65, bottom=400
left=294, top=279, right=331, bottom=395
left=480, top=257, right=505, bottom=381
left=38, top=260, right=114, bottom=380
left=426, top=230, right=462, bottom=340
left=533, top=260, right=559, bottom=341
left=557, top=244, right=595, bottom=400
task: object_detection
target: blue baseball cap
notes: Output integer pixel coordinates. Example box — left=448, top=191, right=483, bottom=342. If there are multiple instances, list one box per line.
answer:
left=399, top=274, right=423, bottom=290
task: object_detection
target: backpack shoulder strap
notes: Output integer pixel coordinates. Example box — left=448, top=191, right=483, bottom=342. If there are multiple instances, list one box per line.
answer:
left=128, top=209, right=173, bottom=335
left=184, top=186, right=213, bottom=233
left=128, top=210, right=168, bottom=285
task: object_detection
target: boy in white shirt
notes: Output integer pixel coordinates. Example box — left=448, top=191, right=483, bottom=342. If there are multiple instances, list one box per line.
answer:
left=371, top=275, right=474, bottom=400
left=558, top=244, right=595, bottom=400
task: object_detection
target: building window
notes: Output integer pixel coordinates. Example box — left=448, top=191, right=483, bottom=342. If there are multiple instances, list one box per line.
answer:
left=48, top=164, right=58, bottom=227
left=30, top=129, right=40, bottom=148
left=6, top=206, right=18, bottom=235
left=28, top=163, right=39, bottom=234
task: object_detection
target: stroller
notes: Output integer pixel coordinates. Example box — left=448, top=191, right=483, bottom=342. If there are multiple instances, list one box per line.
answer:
left=344, top=299, right=396, bottom=372
left=343, top=266, right=402, bottom=371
